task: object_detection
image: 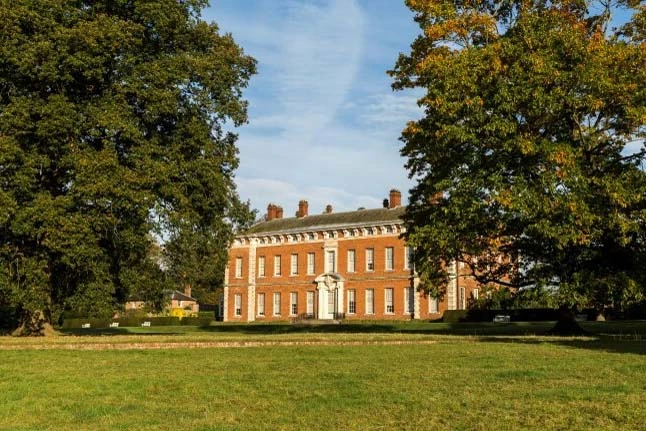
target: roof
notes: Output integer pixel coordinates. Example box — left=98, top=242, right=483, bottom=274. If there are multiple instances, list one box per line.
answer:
left=243, top=206, right=406, bottom=236
left=170, top=290, right=197, bottom=302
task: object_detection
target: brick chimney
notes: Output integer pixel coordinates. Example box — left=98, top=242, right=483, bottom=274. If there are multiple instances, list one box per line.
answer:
left=389, top=189, right=401, bottom=208
left=297, top=200, right=309, bottom=218
left=184, top=284, right=192, bottom=298
left=275, top=206, right=283, bottom=219
left=325, top=204, right=333, bottom=214
left=267, top=203, right=277, bottom=221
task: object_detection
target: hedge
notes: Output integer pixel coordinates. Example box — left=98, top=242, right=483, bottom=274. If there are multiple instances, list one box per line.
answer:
left=443, top=308, right=561, bottom=323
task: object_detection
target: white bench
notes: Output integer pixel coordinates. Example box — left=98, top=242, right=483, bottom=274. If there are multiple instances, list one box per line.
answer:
left=493, top=315, right=511, bottom=323
left=109, top=322, right=119, bottom=328
left=81, top=323, right=91, bottom=328
left=141, top=321, right=151, bottom=327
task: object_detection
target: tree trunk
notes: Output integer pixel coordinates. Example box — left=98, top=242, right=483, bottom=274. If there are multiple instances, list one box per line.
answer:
left=546, top=306, right=587, bottom=336
left=12, top=310, right=58, bottom=337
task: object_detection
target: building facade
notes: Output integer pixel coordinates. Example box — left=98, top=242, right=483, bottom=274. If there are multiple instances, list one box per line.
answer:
left=224, top=189, right=480, bottom=322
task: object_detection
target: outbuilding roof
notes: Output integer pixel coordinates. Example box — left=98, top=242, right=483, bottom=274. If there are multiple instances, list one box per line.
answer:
left=243, top=206, right=406, bottom=235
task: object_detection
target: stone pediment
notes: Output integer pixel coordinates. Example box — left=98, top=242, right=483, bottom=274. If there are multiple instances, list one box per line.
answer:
left=314, top=273, right=345, bottom=289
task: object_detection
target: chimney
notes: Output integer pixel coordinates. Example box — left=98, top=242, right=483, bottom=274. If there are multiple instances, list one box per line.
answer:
left=184, top=284, right=192, bottom=298
left=297, top=200, right=309, bottom=218
left=276, top=206, right=283, bottom=219
left=389, top=189, right=401, bottom=208
left=383, top=198, right=389, bottom=208
left=267, top=203, right=277, bottom=221
left=325, top=204, right=333, bottom=214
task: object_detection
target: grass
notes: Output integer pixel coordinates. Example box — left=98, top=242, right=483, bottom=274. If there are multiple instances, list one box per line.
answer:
left=1, top=321, right=646, bottom=430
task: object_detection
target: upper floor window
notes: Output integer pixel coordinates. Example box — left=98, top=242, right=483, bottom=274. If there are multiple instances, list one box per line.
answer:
left=290, top=254, right=298, bottom=276
left=404, top=246, right=414, bottom=270
left=325, top=250, right=336, bottom=273
left=258, top=256, right=266, bottom=277
left=274, top=255, right=281, bottom=276
left=307, top=252, right=315, bottom=275
left=347, top=249, right=355, bottom=273
left=235, top=257, right=243, bottom=278
left=385, top=247, right=394, bottom=271
left=366, top=248, right=374, bottom=272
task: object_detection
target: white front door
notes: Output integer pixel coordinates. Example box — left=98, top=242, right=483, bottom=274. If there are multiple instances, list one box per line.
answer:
left=327, top=289, right=336, bottom=318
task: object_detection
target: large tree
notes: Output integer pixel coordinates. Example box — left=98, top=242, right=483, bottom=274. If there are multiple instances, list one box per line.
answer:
left=0, top=0, right=255, bottom=334
left=391, top=0, right=646, bottom=322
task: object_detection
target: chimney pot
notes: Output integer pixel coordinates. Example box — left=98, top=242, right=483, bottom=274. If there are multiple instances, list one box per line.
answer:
left=325, top=204, right=333, bottom=214
left=389, top=189, right=402, bottom=209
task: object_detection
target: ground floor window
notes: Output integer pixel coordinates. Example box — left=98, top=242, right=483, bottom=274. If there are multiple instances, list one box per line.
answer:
left=306, top=291, right=315, bottom=317
left=290, top=292, right=298, bottom=316
left=385, top=288, right=394, bottom=314
left=404, top=286, right=413, bottom=314
left=257, top=293, right=265, bottom=316
left=234, top=294, right=242, bottom=316
left=365, top=289, right=374, bottom=315
left=429, top=296, right=439, bottom=314
left=273, top=292, right=281, bottom=316
left=347, top=289, right=356, bottom=314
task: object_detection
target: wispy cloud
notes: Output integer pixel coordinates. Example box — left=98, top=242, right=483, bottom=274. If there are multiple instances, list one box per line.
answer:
left=209, top=0, right=420, bottom=213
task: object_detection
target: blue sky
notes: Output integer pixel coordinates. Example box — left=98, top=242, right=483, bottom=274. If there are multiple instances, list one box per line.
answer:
left=202, top=1, right=640, bottom=217
left=202, top=0, right=424, bottom=216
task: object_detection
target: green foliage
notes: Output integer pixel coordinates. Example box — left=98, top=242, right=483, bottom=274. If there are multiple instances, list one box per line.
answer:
left=0, top=0, right=256, bottom=332
left=392, top=0, right=646, bottom=309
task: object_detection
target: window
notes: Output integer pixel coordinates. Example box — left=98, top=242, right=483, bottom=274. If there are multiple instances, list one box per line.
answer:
left=257, top=293, right=265, bottom=316
left=235, top=257, right=242, bottom=278
left=347, top=289, right=356, bottom=314
left=473, top=288, right=480, bottom=301
left=273, top=292, right=281, bottom=315
left=366, top=248, right=374, bottom=271
left=460, top=287, right=466, bottom=310
left=307, top=252, right=315, bottom=275
left=258, top=256, right=266, bottom=277
left=290, top=254, right=298, bottom=276
left=308, top=232, right=316, bottom=241
left=306, top=291, right=315, bottom=317
left=274, top=255, right=281, bottom=276
left=234, top=294, right=242, bottom=316
left=404, top=287, right=413, bottom=314
left=365, top=289, right=374, bottom=314
left=347, top=249, right=355, bottom=273
left=385, top=247, right=394, bottom=271
left=290, top=292, right=298, bottom=316
left=325, top=250, right=336, bottom=273
left=429, top=296, right=439, bottom=314
left=385, top=288, right=394, bottom=314
left=404, top=246, right=413, bottom=270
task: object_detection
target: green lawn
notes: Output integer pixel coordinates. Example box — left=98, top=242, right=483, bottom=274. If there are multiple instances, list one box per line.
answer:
left=1, top=322, right=646, bottom=430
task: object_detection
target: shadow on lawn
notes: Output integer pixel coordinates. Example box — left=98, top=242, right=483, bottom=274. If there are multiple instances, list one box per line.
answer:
left=470, top=335, right=646, bottom=356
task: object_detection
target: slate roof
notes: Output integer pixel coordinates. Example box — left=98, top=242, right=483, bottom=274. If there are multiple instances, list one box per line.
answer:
left=243, top=206, right=406, bottom=236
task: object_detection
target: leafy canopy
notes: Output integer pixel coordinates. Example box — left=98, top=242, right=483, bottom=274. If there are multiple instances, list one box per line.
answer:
left=391, top=0, right=646, bottom=310
left=0, top=0, right=256, bottom=331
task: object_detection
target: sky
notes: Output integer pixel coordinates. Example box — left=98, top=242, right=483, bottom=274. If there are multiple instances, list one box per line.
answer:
left=201, top=0, right=424, bottom=217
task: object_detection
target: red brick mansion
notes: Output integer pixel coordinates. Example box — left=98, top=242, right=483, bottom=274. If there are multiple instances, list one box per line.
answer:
left=223, top=189, right=480, bottom=322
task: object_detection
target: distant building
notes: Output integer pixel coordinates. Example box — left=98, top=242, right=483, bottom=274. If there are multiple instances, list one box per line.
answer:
left=223, top=189, right=480, bottom=322
left=125, top=287, right=199, bottom=314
